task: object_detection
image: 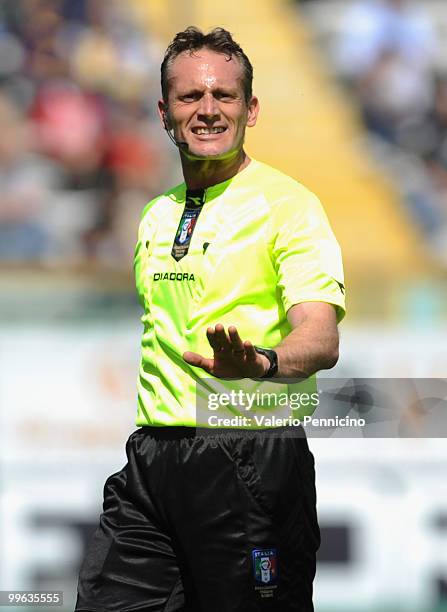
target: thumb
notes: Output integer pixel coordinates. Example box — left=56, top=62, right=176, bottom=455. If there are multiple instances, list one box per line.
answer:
left=183, top=351, right=213, bottom=373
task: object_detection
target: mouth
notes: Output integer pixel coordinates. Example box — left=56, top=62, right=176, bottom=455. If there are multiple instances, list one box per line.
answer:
left=191, top=126, right=227, bottom=136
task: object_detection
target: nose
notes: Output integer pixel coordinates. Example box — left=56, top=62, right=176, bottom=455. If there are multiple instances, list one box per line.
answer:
left=197, top=93, right=220, bottom=121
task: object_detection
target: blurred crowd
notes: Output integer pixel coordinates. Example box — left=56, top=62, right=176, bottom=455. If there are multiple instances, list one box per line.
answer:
left=3, top=0, right=447, bottom=268
left=0, top=0, right=173, bottom=269
left=334, top=0, right=447, bottom=263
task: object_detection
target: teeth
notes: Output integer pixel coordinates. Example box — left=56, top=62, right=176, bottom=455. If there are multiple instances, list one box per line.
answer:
left=195, top=127, right=225, bottom=134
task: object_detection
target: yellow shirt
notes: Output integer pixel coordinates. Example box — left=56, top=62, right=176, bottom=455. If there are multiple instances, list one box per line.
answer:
left=134, top=159, right=345, bottom=426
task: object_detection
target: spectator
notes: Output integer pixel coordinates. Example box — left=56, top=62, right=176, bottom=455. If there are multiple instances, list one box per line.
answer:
left=336, top=0, right=436, bottom=80
left=356, top=47, right=433, bottom=143
left=0, top=94, right=62, bottom=262
left=0, top=0, right=171, bottom=266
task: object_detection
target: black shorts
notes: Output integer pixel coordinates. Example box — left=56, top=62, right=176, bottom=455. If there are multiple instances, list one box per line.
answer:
left=75, top=426, right=320, bottom=612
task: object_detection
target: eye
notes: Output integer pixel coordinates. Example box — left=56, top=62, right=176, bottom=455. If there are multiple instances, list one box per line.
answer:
left=179, top=93, right=200, bottom=102
left=215, top=92, right=234, bottom=101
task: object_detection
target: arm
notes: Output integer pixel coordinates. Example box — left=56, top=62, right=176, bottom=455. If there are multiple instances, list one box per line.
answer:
left=182, top=301, right=339, bottom=379
left=274, top=302, right=339, bottom=378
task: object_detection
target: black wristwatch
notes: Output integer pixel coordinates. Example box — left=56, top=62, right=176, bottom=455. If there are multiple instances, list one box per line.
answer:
left=254, top=346, right=279, bottom=379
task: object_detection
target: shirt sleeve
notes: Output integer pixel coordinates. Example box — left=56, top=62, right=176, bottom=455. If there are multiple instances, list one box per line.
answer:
left=134, top=198, right=160, bottom=309
left=134, top=217, right=146, bottom=309
left=269, top=188, right=346, bottom=323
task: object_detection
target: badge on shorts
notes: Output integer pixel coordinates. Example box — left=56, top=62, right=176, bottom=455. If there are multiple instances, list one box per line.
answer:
left=252, top=548, right=278, bottom=597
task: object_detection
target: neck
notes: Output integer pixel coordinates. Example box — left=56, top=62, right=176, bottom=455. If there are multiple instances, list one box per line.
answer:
left=180, top=149, right=251, bottom=190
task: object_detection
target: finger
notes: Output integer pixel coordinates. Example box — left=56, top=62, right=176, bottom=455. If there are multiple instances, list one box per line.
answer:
left=243, top=340, right=258, bottom=363
left=213, top=323, right=232, bottom=353
left=183, top=351, right=214, bottom=374
left=228, top=326, right=246, bottom=361
left=228, top=326, right=245, bottom=352
left=206, top=327, right=219, bottom=351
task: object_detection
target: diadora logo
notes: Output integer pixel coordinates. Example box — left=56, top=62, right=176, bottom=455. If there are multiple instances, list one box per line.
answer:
left=336, top=280, right=345, bottom=295
left=188, top=196, right=203, bottom=207
left=153, top=272, right=195, bottom=282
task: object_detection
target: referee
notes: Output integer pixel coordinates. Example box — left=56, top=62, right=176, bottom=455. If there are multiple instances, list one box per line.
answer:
left=75, top=26, right=345, bottom=612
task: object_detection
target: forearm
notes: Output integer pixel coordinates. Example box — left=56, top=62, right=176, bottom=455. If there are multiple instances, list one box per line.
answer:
left=273, top=316, right=339, bottom=378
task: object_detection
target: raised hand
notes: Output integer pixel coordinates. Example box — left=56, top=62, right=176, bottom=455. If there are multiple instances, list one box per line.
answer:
left=183, top=324, right=268, bottom=379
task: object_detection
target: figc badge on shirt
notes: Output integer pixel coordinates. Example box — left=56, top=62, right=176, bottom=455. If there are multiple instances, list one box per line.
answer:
left=171, top=189, right=205, bottom=262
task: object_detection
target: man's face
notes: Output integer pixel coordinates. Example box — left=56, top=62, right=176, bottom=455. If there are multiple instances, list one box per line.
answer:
left=158, top=48, right=259, bottom=160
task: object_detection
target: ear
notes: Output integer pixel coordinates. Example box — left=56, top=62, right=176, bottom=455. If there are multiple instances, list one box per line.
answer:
left=157, top=100, right=171, bottom=130
left=246, top=95, right=259, bottom=128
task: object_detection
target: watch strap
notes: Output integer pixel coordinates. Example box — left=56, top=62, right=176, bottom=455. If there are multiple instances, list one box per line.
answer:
left=254, top=346, right=278, bottom=379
